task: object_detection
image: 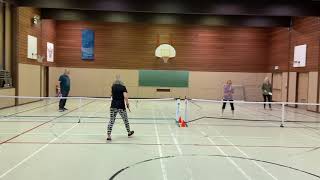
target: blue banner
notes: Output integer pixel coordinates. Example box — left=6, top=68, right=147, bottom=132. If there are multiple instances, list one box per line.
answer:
left=81, top=29, right=95, bottom=60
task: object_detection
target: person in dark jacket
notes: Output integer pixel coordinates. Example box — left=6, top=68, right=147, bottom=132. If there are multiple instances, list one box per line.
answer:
left=58, top=69, right=71, bottom=112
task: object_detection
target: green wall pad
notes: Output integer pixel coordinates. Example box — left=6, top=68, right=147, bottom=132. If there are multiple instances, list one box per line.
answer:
left=139, top=70, right=189, bottom=87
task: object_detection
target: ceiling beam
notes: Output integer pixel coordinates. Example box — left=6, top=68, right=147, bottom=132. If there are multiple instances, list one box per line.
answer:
left=42, top=9, right=291, bottom=27
left=17, top=0, right=320, bottom=16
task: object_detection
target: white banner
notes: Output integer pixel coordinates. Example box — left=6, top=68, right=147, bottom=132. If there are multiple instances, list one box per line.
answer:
left=293, top=44, right=307, bottom=67
left=47, top=42, right=54, bottom=62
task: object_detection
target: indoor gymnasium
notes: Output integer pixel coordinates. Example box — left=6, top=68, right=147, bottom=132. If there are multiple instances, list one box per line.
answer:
left=0, top=0, right=320, bottom=179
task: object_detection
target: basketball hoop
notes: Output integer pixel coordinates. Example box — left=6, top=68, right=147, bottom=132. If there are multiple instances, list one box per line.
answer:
left=36, top=55, right=45, bottom=63
left=155, top=44, right=176, bottom=64
left=162, top=57, right=170, bottom=63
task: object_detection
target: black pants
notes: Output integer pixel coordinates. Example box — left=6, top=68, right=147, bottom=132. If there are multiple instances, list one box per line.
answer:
left=59, top=90, right=69, bottom=109
left=263, top=95, right=272, bottom=108
left=222, top=99, right=234, bottom=110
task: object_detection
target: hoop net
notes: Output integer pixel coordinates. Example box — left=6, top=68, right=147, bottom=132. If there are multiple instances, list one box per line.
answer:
left=37, top=55, right=45, bottom=63
left=162, top=57, right=170, bottom=63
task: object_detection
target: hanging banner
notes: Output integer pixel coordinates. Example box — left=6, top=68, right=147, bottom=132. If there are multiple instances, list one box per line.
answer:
left=47, top=42, right=54, bottom=62
left=81, top=29, right=95, bottom=60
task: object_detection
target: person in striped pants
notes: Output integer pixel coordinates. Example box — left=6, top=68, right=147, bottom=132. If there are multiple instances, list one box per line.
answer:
left=107, top=76, right=134, bottom=141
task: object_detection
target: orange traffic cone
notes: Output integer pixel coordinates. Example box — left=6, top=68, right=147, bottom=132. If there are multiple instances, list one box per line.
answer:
left=178, top=116, right=182, bottom=123
left=180, top=121, right=186, bottom=127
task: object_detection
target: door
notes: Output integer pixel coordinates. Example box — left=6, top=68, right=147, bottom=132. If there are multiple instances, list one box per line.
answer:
left=297, top=72, right=309, bottom=109
left=288, top=72, right=297, bottom=107
left=43, top=66, right=49, bottom=97
left=272, top=73, right=282, bottom=102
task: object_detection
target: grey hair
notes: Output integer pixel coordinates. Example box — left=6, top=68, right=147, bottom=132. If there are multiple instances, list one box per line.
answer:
left=113, top=75, right=124, bottom=85
left=64, top=69, right=70, bottom=74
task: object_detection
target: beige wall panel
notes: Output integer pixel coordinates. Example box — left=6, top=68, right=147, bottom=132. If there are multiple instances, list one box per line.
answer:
left=0, top=88, right=15, bottom=108
left=18, top=63, right=41, bottom=104
left=4, top=4, right=11, bottom=72
left=0, top=3, right=3, bottom=70
left=189, top=72, right=271, bottom=101
left=307, top=72, right=318, bottom=111
left=49, top=67, right=138, bottom=97
left=272, top=90, right=281, bottom=102
left=127, top=86, right=139, bottom=98
left=48, top=68, right=274, bottom=101
left=188, top=88, right=222, bottom=100
left=48, top=67, right=64, bottom=96
left=138, top=87, right=156, bottom=98
left=272, top=73, right=282, bottom=89
left=272, top=73, right=282, bottom=102
left=170, top=88, right=188, bottom=99
left=245, top=87, right=264, bottom=101
left=281, top=72, right=288, bottom=102
left=288, top=72, right=297, bottom=106
left=138, top=87, right=187, bottom=99
left=297, top=73, right=309, bottom=104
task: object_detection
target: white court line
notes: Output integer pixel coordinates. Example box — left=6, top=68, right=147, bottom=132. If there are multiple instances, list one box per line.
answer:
left=263, top=110, right=320, bottom=143
left=0, top=123, right=78, bottom=179
left=198, top=129, right=252, bottom=180
left=169, top=128, right=183, bottom=154
left=79, top=99, right=105, bottom=123
left=157, top=105, right=183, bottom=155
left=293, top=129, right=320, bottom=142
left=158, top=104, right=195, bottom=180
left=167, top=125, right=195, bottom=180
left=236, top=106, right=320, bottom=151
left=214, top=129, right=279, bottom=180
left=0, top=101, right=79, bottom=146
left=0, top=104, right=58, bottom=123
left=152, top=103, right=168, bottom=180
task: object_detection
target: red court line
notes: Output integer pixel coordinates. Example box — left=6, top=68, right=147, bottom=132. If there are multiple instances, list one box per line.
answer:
left=0, top=120, right=53, bottom=145
left=0, top=100, right=97, bottom=145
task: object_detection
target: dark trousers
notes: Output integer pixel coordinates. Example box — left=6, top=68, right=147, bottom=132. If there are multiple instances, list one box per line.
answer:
left=222, top=99, right=234, bottom=110
left=59, top=90, right=69, bottom=109
left=263, top=95, right=272, bottom=108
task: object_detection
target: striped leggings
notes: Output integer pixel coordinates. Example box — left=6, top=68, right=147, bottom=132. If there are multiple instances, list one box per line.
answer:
left=107, top=108, right=131, bottom=136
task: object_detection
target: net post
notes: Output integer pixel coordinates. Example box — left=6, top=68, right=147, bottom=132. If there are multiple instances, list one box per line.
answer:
left=176, top=98, right=180, bottom=123
left=280, top=102, right=285, bottom=127
left=78, top=97, right=82, bottom=123
left=184, top=97, right=188, bottom=122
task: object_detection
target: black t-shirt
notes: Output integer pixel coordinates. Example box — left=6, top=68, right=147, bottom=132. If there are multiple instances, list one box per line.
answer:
left=111, top=84, right=127, bottom=109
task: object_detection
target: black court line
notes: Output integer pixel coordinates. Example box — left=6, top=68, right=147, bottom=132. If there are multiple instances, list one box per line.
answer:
left=187, top=116, right=281, bottom=123
left=242, top=107, right=320, bottom=137
left=187, top=116, right=320, bottom=124
left=0, top=120, right=176, bottom=125
left=285, top=106, right=320, bottom=119
left=191, top=123, right=320, bottom=129
left=188, top=101, right=320, bottom=124
left=5, top=141, right=318, bottom=149
left=257, top=107, right=320, bottom=134
left=0, top=115, right=175, bottom=120
left=1, top=120, right=315, bottom=129
left=109, top=154, right=320, bottom=180
left=0, top=100, right=96, bottom=145
left=187, top=100, right=282, bottom=124
left=238, top=105, right=320, bottom=124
